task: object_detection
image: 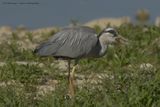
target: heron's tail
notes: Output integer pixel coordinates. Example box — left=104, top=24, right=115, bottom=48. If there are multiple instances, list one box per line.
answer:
left=33, top=42, right=59, bottom=57
left=33, top=47, right=39, bottom=54
left=33, top=42, right=48, bottom=55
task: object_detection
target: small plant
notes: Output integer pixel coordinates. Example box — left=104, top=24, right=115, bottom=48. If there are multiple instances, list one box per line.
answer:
left=70, top=19, right=79, bottom=26
left=135, top=9, right=150, bottom=25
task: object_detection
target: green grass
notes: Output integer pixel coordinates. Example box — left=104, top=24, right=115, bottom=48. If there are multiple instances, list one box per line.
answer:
left=0, top=25, right=160, bottom=107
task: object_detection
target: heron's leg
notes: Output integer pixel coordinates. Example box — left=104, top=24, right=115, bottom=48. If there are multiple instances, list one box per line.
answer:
left=67, top=60, right=74, bottom=98
left=68, top=60, right=78, bottom=98
left=67, top=60, right=71, bottom=83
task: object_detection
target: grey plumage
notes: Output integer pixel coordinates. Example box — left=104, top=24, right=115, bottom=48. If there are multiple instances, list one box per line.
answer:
left=34, top=26, right=103, bottom=59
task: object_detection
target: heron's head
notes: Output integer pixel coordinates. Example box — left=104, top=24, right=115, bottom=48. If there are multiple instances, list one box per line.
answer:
left=99, top=27, right=128, bottom=45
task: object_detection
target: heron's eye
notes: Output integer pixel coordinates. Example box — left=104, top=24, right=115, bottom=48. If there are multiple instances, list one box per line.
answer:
left=102, top=30, right=117, bottom=37
left=106, top=30, right=118, bottom=37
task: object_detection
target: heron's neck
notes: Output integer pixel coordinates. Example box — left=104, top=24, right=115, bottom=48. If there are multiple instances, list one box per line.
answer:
left=99, top=36, right=108, bottom=56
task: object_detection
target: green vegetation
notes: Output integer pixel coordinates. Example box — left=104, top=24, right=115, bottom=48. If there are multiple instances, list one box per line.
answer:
left=0, top=25, right=160, bottom=107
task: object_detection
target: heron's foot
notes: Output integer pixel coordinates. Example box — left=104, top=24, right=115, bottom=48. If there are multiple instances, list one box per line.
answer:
left=64, top=93, right=76, bottom=103
left=68, top=82, right=75, bottom=99
left=64, top=93, right=72, bottom=100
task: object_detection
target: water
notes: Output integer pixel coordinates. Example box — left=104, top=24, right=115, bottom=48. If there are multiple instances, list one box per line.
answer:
left=0, top=0, right=159, bottom=29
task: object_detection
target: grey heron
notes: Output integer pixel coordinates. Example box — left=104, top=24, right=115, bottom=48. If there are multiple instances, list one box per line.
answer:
left=34, top=26, right=127, bottom=97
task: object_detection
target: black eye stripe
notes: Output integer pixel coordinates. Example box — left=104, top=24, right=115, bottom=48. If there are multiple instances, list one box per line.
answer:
left=108, top=30, right=115, bottom=34
left=103, top=30, right=117, bottom=36
left=98, top=28, right=118, bottom=37
left=107, top=30, right=116, bottom=34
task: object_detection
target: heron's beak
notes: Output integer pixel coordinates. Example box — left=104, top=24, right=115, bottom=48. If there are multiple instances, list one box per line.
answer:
left=115, top=35, right=128, bottom=45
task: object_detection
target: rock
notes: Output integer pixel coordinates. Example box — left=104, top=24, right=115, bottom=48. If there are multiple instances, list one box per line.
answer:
left=84, top=17, right=131, bottom=28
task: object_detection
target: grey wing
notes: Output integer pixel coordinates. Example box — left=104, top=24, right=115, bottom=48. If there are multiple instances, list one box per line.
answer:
left=34, top=31, right=67, bottom=56
left=34, top=26, right=99, bottom=58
